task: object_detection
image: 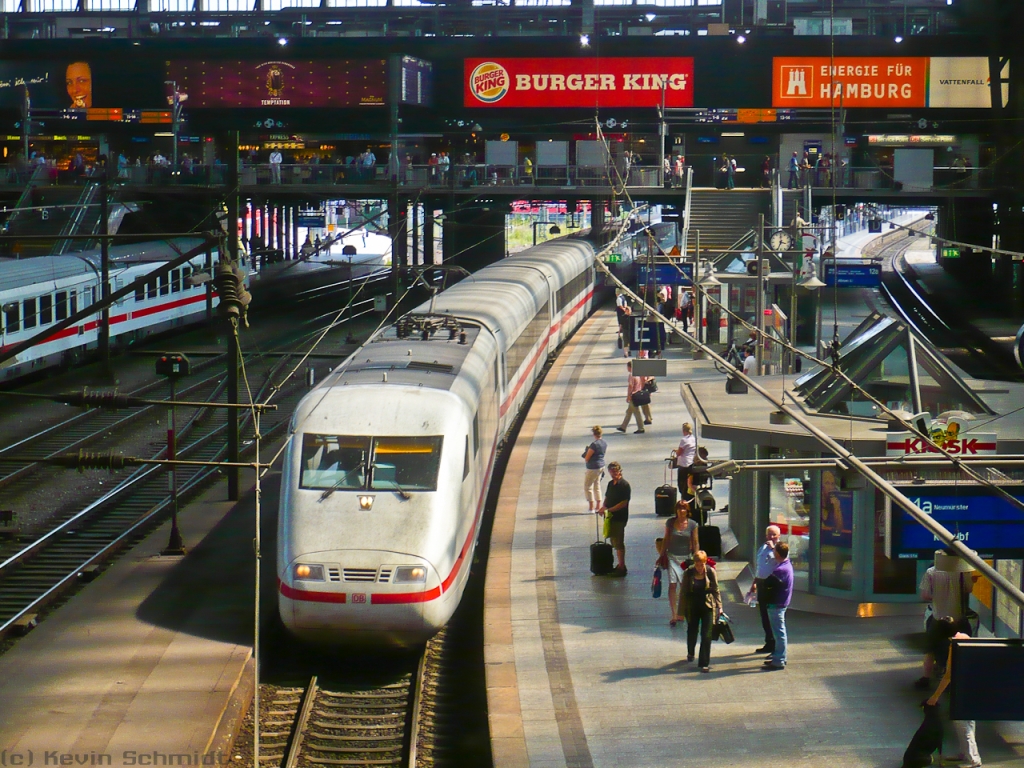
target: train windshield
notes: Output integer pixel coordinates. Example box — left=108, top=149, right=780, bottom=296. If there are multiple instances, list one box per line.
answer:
left=299, top=434, right=444, bottom=493
left=370, top=437, right=444, bottom=492
left=299, top=435, right=369, bottom=490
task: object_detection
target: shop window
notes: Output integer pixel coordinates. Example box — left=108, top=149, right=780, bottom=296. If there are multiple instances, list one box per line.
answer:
left=872, top=489, right=917, bottom=594
left=995, top=560, right=1022, bottom=635
left=767, top=449, right=813, bottom=581
left=819, top=469, right=854, bottom=590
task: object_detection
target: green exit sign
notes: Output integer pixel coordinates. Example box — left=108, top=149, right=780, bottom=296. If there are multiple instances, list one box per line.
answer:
left=605, top=253, right=623, bottom=264
left=941, top=247, right=960, bottom=259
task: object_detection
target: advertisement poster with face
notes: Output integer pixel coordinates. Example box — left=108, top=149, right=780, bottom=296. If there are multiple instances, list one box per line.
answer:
left=0, top=59, right=163, bottom=109
left=820, top=469, right=853, bottom=589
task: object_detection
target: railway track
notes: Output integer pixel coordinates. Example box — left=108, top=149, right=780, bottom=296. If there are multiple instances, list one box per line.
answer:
left=0, top=351, right=307, bottom=639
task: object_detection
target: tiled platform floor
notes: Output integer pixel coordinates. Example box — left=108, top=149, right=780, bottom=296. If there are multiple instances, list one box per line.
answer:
left=484, top=308, right=1024, bottom=768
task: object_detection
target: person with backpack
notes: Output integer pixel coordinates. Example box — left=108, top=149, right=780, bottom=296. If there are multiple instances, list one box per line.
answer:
left=582, top=426, right=607, bottom=514
left=616, top=360, right=650, bottom=433
left=677, top=551, right=722, bottom=673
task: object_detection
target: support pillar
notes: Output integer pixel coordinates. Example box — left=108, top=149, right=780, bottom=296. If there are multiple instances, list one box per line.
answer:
left=441, top=204, right=509, bottom=272
left=226, top=130, right=240, bottom=502
left=388, top=194, right=407, bottom=308
left=412, top=202, right=420, bottom=266
left=591, top=200, right=605, bottom=236
left=291, top=205, right=300, bottom=260
left=424, top=208, right=435, bottom=266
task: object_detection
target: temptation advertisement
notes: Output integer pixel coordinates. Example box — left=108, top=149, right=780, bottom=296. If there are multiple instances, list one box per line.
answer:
left=464, top=57, right=694, bottom=108
left=165, top=60, right=388, bottom=108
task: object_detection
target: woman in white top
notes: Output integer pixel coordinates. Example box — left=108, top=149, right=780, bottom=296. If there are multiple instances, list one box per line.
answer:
left=660, top=499, right=699, bottom=627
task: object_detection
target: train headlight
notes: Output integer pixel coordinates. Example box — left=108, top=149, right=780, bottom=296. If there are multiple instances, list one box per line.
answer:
left=358, top=495, right=375, bottom=510
left=293, top=563, right=325, bottom=581
left=393, top=566, right=427, bottom=584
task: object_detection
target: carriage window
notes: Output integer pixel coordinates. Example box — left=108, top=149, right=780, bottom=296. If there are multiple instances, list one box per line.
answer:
left=39, top=295, right=53, bottom=325
left=55, top=292, right=68, bottom=321
left=135, top=282, right=145, bottom=302
left=69, top=291, right=77, bottom=315
left=3, top=303, right=19, bottom=333
left=147, top=279, right=157, bottom=300
left=23, top=298, right=37, bottom=329
left=171, top=269, right=182, bottom=293
left=159, top=272, right=170, bottom=296
left=299, top=434, right=370, bottom=491
left=371, top=437, right=444, bottom=492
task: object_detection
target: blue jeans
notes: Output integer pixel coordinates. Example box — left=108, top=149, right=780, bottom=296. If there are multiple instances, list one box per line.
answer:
left=767, top=605, right=788, bottom=666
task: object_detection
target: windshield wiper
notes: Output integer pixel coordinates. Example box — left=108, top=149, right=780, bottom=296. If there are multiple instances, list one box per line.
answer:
left=371, top=463, right=412, bottom=500
left=319, top=461, right=365, bottom=501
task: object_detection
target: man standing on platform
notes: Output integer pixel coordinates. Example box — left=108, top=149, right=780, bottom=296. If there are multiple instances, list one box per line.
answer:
left=672, top=422, right=697, bottom=496
left=598, top=462, right=631, bottom=577
left=269, top=148, right=283, bottom=184
left=761, top=542, right=794, bottom=670
left=746, top=525, right=781, bottom=655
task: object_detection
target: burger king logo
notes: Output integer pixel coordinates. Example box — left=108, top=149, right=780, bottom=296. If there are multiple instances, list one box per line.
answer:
left=470, top=62, right=509, bottom=104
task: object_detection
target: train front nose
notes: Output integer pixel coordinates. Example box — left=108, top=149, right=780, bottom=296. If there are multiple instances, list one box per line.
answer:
left=278, top=552, right=441, bottom=647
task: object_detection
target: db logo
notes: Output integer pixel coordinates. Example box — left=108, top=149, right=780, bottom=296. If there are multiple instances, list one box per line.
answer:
left=780, top=65, right=813, bottom=99
left=351, top=593, right=366, bottom=604
left=470, top=62, right=510, bottom=103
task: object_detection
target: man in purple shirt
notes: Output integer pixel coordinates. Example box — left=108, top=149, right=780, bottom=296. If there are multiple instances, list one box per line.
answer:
left=761, top=542, right=794, bottom=670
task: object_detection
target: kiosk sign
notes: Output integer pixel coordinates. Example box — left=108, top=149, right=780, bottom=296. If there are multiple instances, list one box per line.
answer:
left=886, top=431, right=997, bottom=457
left=464, top=58, right=694, bottom=108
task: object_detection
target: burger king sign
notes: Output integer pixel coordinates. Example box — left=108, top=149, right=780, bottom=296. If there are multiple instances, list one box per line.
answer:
left=465, top=57, right=694, bottom=108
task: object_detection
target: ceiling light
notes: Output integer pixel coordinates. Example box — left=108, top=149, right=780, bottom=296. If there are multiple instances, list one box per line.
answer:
left=644, top=12, right=656, bottom=21
left=278, top=36, right=288, bottom=45
left=580, top=33, right=590, bottom=47
left=736, top=34, right=746, bottom=43
left=894, top=35, right=903, bottom=43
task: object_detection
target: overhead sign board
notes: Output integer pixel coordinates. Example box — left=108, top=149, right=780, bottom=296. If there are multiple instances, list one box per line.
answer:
left=886, top=431, right=997, bottom=457
left=165, top=60, right=387, bottom=108
left=464, top=58, right=694, bottom=108
left=823, top=262, right=881, bottom=287
left=894, top=490, right=1024, bottom=558
left=772, top=57, right=991, bottom=109
left=638, top=262, right=694, bottom=286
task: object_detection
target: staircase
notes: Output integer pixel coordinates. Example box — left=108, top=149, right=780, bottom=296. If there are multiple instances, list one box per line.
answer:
left=686, top=189, right=769, bottom=251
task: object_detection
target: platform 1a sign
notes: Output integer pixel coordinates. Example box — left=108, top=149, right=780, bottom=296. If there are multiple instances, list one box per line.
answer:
left=893, top=491, right=1024, bottom=558
left=464, top=58, right=694, bottom=108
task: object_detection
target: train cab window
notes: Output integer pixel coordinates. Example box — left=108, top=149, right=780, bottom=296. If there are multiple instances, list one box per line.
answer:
left=472, top=414, right=480, bottom=456
left=39, top=295, right=52, bottom=325
left=371, top=437, right=443, bottom=492
left=3, top=303, right=19, bottom=333
left=171, top=269, right=182, bottom=293
left=159, top=273, right=170, bottom=297
left=23, top=298, right=37, bottom=329
left=463, top=436, right=470, bottom=480
left=300, top=434, right=369, bottom=491
left=55, top=292, right=68, bottom=321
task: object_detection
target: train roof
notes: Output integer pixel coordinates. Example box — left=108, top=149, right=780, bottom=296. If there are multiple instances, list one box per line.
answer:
left=0, top=238, right=210, bottom=293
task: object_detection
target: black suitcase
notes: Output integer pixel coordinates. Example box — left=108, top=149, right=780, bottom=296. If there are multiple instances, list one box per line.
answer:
left=698, top=525, right=722, bottom=558
left=590, top=511, right=614, bottom=575
left=655, top=460, right=677, bottom=517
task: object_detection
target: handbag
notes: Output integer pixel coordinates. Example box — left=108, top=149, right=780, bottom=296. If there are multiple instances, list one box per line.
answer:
left=643, top=379, right=658, bottom=394
left=713, top=613, right=735, bottom=644
left=651, top=567, right=663, bottom=599
left=631, top=389, right=651, bottom=407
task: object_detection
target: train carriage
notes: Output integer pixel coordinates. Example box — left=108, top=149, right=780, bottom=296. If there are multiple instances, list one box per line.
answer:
left=277, top=239, right=595, bottom=646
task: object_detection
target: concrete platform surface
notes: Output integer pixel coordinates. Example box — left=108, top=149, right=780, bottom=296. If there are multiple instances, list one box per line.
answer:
left=485, top=309, right=1024, bottom=768
left=0, top=478, right=255, bottom=766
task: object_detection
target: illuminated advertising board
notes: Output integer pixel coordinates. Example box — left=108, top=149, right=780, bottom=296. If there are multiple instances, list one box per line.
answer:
left=464, top=58, right=694, bottom=108
left=165, top=60, right=387, bottom=108
left=772, top=57, right=991, bottom=109
left=0, top=60, right=162, bottom=111
left=893, top=490, right=1024, bottom=558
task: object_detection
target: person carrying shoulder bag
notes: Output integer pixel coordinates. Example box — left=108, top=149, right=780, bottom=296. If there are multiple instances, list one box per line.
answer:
left=677, top=550, right=722, bottom=673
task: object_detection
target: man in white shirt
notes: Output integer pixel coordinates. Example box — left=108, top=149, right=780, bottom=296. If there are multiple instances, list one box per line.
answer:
left=742, top=350, right=757, bottom=376
left=746, top=525, right=781, bottom=654
left=269, top=149, right=283, bottom=184
left=672, top=422, right=696, bottom=495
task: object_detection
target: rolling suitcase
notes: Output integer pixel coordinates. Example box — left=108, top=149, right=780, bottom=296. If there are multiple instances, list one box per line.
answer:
left=590, top=511, right=614, bottom=575
left=655, top=460, right=678, bottom=517
left=698, top=525, right=722, bottom=558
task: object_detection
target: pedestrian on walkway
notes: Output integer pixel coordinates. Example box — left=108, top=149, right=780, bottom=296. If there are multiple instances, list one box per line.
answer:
left=742, top=349, right=757, bottom=376
left=788, top=151, right=800, bottom=189
left=597, top=462, right=630, bottom=577
left=926, top=617, right=982, bottom=768
left=761, top=542, right=794, bottom=670
left=582, top=426, right=607, bottom=514
left=269, top=149, right=283, bottom=184
left=662, top=499, right=699, bottom=627
left=916, top=550, right=977, bottom=689
left=679, top=288, right=692, bottom=333
left=672, top=422, right=697, bottom=495
left=745, top=525, right=781, bottom=654
left=678, top=551, right=722, bottom=673
left=616, top=361, right=650, bottom=434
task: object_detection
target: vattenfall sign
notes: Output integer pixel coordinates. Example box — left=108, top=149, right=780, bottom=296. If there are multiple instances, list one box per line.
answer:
left=464, top=58, right=694, bottom=109
left=772, top=57, right=991, bottom=109
left=886, top=432, right=997, bottom=457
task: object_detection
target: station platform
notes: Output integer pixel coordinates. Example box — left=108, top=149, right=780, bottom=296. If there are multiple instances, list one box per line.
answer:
left=483, top=308, right=1024, bottom=768
left=0, top=477, right=255, bottom=765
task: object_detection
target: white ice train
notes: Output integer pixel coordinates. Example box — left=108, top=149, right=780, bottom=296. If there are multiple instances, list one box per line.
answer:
left=277, top=238, right=597, bottom=646
left=0, top=239, right=229, bottom=381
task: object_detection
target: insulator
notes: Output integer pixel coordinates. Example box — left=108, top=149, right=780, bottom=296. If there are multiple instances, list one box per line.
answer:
left=214, top=261, right=241, bottom=318
left=459, top=332, right=467, bottom=345
left=53, top=450, right=130, bottom=472
left=449, top=327, right=458, bottom=340
left=57, top=390, right=135, bottom=409
left=421, top=328, right=430, bottom=341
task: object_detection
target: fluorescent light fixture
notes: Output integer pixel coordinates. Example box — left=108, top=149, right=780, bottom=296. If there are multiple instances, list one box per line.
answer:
left=199, top=20, right=219, bottom=26
left=153, top=132, right=174, bottom=137
left=326, top=20, right=343, bottom=24
left=722, top=132, right=745, bottom=137
left=644, top=12, right=655, bottom=21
